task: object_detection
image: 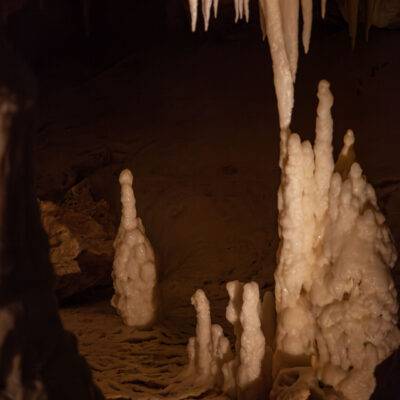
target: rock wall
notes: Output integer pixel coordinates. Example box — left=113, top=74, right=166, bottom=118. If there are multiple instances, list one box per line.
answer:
left=0, top=45, right=103, bottom=399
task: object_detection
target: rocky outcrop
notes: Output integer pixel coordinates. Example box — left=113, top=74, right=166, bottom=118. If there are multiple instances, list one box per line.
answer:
left=40, top=180, right=116, bottom=299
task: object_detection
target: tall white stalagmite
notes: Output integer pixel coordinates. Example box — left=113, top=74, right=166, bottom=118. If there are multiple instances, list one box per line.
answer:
left=185, top=289, right=233, bottom=386
left=226, top=281, right=244, bottom=355
left=178, top=282, right=269, bottom=397
left=185, top=3, right=400, bottom=399
left=237, top=282, right=266, bottom=400
left=314, top=80, right=334, bottom=219
left=191, top=289, right=213, bottom=377
left=111, top=169, right=157, bottom=328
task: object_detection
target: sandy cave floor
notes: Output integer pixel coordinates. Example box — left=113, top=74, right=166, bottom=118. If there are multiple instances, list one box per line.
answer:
left=33, top=21, right=400, bottom=399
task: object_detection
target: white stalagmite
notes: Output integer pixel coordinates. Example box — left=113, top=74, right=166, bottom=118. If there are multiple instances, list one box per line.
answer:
left=111, top=169, right=157, bottom=328
left=237, top=282, right=266, bottom=400
left=226, top=281, right=244, bottom=355
left=185, top=2, right=400, bottom=399
left=335, top=129, right=355, bottom=178
left=186, top=289, right=233, bottom=386
left=180, top=282, right=269, bottom=398
left=191, top=289, right=213, bottom=378
left=301, top=0, right=313, bottom=53
left=274, top=81, right=400, bottom=400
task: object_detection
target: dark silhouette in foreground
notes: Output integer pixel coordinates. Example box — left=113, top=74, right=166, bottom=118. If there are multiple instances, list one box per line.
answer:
left=0, top=45, right=104, bottom=399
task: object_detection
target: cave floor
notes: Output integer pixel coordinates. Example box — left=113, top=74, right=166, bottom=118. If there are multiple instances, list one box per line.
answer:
left=34, top=21, right=400, bottom=399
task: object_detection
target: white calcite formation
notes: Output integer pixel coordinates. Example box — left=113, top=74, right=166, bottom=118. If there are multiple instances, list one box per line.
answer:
left=111, top=169, right=157, bottom=328
left=186, top=2, right=400, bottom=399
left=187, top=289, right=233, bottom=386
left=188, top=0, right=320, bottom=128
left=180, top=283, right=271, bottom=399
left=178, top=81, right=400, bottom=400
left=274, top=80, right=400, bottom=400
left=188, top=0, right=400, bottom=127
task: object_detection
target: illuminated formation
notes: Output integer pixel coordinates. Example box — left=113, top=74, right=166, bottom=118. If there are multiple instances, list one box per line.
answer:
left=178, top=79, right=400, bottom=400
left=111, top=169, right=157, bottom=328
left=185, top=1, right=400, bottom=399
left=168, top=283, right=271, bottom=399
left=273, top=80, right=400, bottom=400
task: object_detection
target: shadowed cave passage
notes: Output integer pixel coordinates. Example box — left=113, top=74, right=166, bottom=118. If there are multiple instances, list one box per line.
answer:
left=2, top=1, right=400, bottom=399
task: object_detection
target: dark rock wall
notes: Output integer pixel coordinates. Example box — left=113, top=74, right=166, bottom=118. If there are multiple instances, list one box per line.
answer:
left=0, top=44, right=103, bottom=399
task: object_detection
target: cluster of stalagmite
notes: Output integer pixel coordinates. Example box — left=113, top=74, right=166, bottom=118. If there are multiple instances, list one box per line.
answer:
left=183, top=1, right=400, bottom=399
left=182, top=282, right=273, bottom=399
left=274, top=80, right=400, bottom=400
left=180, top=80, right=400, bottom=400
left=111, top=169, right=157, bottom=328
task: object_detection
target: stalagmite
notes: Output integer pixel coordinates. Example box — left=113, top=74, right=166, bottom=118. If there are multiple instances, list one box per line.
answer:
left=111, top=169, right=157, bottom=328
left=179, top=282, right=269, bottom=398
left=185, top=2, right=400, bottom=399
left=191, top=289, right=213, bottom=378
left=335, top=129, right=355, bottom=179
left=226, top=281, right=244, bottom=355
left=183, top=289, right=233, bottom=387
left=274, top=81, right=400, bottom=400
left=237, top=282, right=266, bottom=400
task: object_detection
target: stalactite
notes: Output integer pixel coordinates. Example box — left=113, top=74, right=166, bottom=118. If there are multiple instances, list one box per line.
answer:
left=202, top=0, right=213, bottom=31
left=189, top=0, right=198, bottom=32
left=301, top=0, right=313, bottom=53
left=346, top=0, right=360, bottom=48
left=281, top=0, right=300, bottom=81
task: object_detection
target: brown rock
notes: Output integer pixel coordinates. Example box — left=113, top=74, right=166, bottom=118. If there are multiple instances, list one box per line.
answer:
left=40, top=181, right=116, bottom=299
